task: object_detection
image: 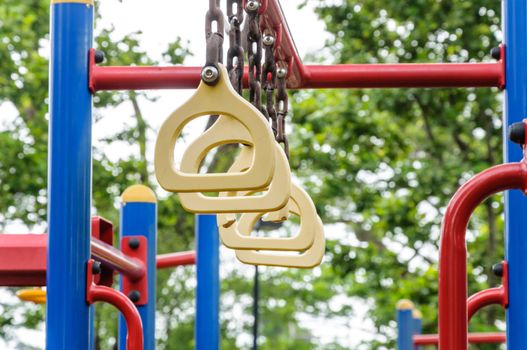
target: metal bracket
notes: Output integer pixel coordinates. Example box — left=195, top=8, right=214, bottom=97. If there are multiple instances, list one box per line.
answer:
left=91, top=216, right=114, bottom=287
left=121, top=236, right=148, bottom=306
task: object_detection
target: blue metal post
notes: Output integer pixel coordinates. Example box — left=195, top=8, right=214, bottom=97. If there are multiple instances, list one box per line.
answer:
left=46, top=1, right=94, bottom=349
left=504, top=1, right=527, bottom=349
left=119, top=185, right=158, bottom=350
left=412, top=310, right=422, bottom=350
left=196, top=214, right=220, bottom=350
left=396, top=300, right=414, bottom=350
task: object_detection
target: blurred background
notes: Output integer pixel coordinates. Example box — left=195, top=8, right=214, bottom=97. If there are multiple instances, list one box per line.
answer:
left=0, top=0, right=504, bottom=349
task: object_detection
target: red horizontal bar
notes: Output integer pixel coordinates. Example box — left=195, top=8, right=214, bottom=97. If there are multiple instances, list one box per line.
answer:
left=0, top=234, right=47, bottom=286
left=0, top=233, right=146, bottom=286
left=301, top=62, right=504, bottom=89
left=156, top=251, right=196, bottom=269
left=91, top=237, right=146, bottom=281
left=90, top=62, right=504, bottom=91
left=414, top=332, right=506, bottom=345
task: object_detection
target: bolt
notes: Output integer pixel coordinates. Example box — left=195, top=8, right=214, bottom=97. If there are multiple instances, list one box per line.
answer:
left=201, top=65, right=220, bottom=85
left=128, top=290, right=141, bottom=303
left=246, top=0, right=260, bottom=12
left=490, top=46, right=501, bottom=60
left=263, top=35, right=275, bottom=46
left=94, top=50, right=105, bottom=64
left=492, top=262, right=503, bottom=277
left=92, top=261, right=101, bottom=275
left=509, top=122, right=526, bottom=145
left=277, top=68, right=287, bottom=79
left=128, top=237, right=141, bottom=250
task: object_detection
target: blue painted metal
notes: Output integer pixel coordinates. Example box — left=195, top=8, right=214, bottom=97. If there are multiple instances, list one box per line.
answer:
left=46, top=3, right=94, bottom=350
left=119, top=198, right=157, bottom=350
left=504, top=1, right=527, bottom=349
left=396, top=307, right=413, bottom=350
left=196, top=214, right=220, bottom=350
left=412, top=315, right=422, bottom=350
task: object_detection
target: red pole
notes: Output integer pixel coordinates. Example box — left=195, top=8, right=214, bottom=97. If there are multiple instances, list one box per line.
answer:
left=439, top=162, right=527, bottom=350
left=156, top=251, right=196, bottom=269
left=414, top=332, right=506, bottom=345
left=90, top=62, right=504, bottom=91
left=300, top=62, right=504, bottom=89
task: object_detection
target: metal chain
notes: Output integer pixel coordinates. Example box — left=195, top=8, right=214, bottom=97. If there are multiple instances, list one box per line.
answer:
left=262, top=34, right=277, bottom=136
left=227, top=0, right=245, bottom=94
left=245, top=1, right=265, bottom=117
left=203, top=0, right=225, bottom=84
left=276, top=66, right=289, bottom=157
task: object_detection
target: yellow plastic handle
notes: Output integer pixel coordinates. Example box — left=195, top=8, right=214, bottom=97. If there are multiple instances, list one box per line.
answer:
left=178, top=124, right=291, bottom=213
left=17, top=288, right=46, bottom=304
left=218, top=183, right=316, bottom=251
left=155, top=64, right=276, bottom=192
left=235, top=216, right=325, bottom=268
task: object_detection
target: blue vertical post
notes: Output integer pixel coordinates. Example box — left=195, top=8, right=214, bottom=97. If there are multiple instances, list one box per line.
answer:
left=46, top=1, right=94, bottom=349
left=396, top=300, right=414, bottom=350
left=196, top=214, right=220, bottom=350
left=412, top=310, right=422, bottom=350
left=504, top=1, right=527, bottom=349
left=119, top=185, right=158, bottom=350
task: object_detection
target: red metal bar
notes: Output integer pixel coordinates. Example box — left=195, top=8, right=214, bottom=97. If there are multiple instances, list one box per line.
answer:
left=156, top=251, right=196, bottom=269
left=300, top=63, right=504, bottom=89
left=86, top=260, right=143, bottom=350
left=0, top=234, right=145, bottom=286
left=90, top=62, right=504, bottom=91
left=0, top=234, right=47, bottom=286
left=91, top=237, right=146, bottom=282
left=414, top=332, right=506, bottom=345
left=439, top=162, right=527, bottom=350
left=467, top=287, right=506, bottom=321
left=89, top=1, right=504, bottom=91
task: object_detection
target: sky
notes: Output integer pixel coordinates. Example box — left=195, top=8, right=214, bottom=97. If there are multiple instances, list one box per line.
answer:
left=1, top=1, right=379, bottom=348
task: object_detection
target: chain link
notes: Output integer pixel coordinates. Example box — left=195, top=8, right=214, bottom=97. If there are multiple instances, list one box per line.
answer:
left=262, top=34, right=277, bottom=136
left=205, top=0, right=224, bottom=69
left=227, top=0, right=245, bottom=94
left=245, top=1, right=265, bottom=117
left=276, top=67, right=289, bottom=157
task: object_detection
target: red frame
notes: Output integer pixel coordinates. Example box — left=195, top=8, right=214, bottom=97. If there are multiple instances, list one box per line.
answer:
left=88, top=1, right=505, bottom=91
left=86, top=260, right=143, bottom=350
left=0, top=217, right=117, bottom=287
left=439, top=162, right=527, bottom=350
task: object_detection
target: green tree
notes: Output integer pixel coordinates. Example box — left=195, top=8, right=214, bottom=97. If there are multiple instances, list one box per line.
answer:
left=292, top=0, right=503, bottom=348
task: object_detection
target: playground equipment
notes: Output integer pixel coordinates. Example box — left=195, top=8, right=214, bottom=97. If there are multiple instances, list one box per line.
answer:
left=0, top=0, right=525, bottom=348
left=396, top=300, right=507, bottom=349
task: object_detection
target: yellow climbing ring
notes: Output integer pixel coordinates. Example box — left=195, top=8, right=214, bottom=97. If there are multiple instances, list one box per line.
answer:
left=17, top=288, right=46, bottom=304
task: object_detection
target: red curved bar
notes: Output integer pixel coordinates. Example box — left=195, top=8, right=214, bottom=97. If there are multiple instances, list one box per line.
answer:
left=467, top=286, right=506, bottom=321
left=439, top=162, right=527, bottom=350
left=415, top=332, right=506, bottom=345
left=156, top=251, right=196, bottom=269
left=86, top=260, right=143, bottom=350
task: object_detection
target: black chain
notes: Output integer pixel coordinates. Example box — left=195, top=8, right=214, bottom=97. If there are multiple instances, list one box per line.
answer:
left=227, top=0, right=244, bottom=94
left=245, top=1, right=265, bottom=116
left=276, top=67, right=289, bottom=157
left=205, top=0, right=224, bottom=69
left=262, top=34, right=277, bottom=136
